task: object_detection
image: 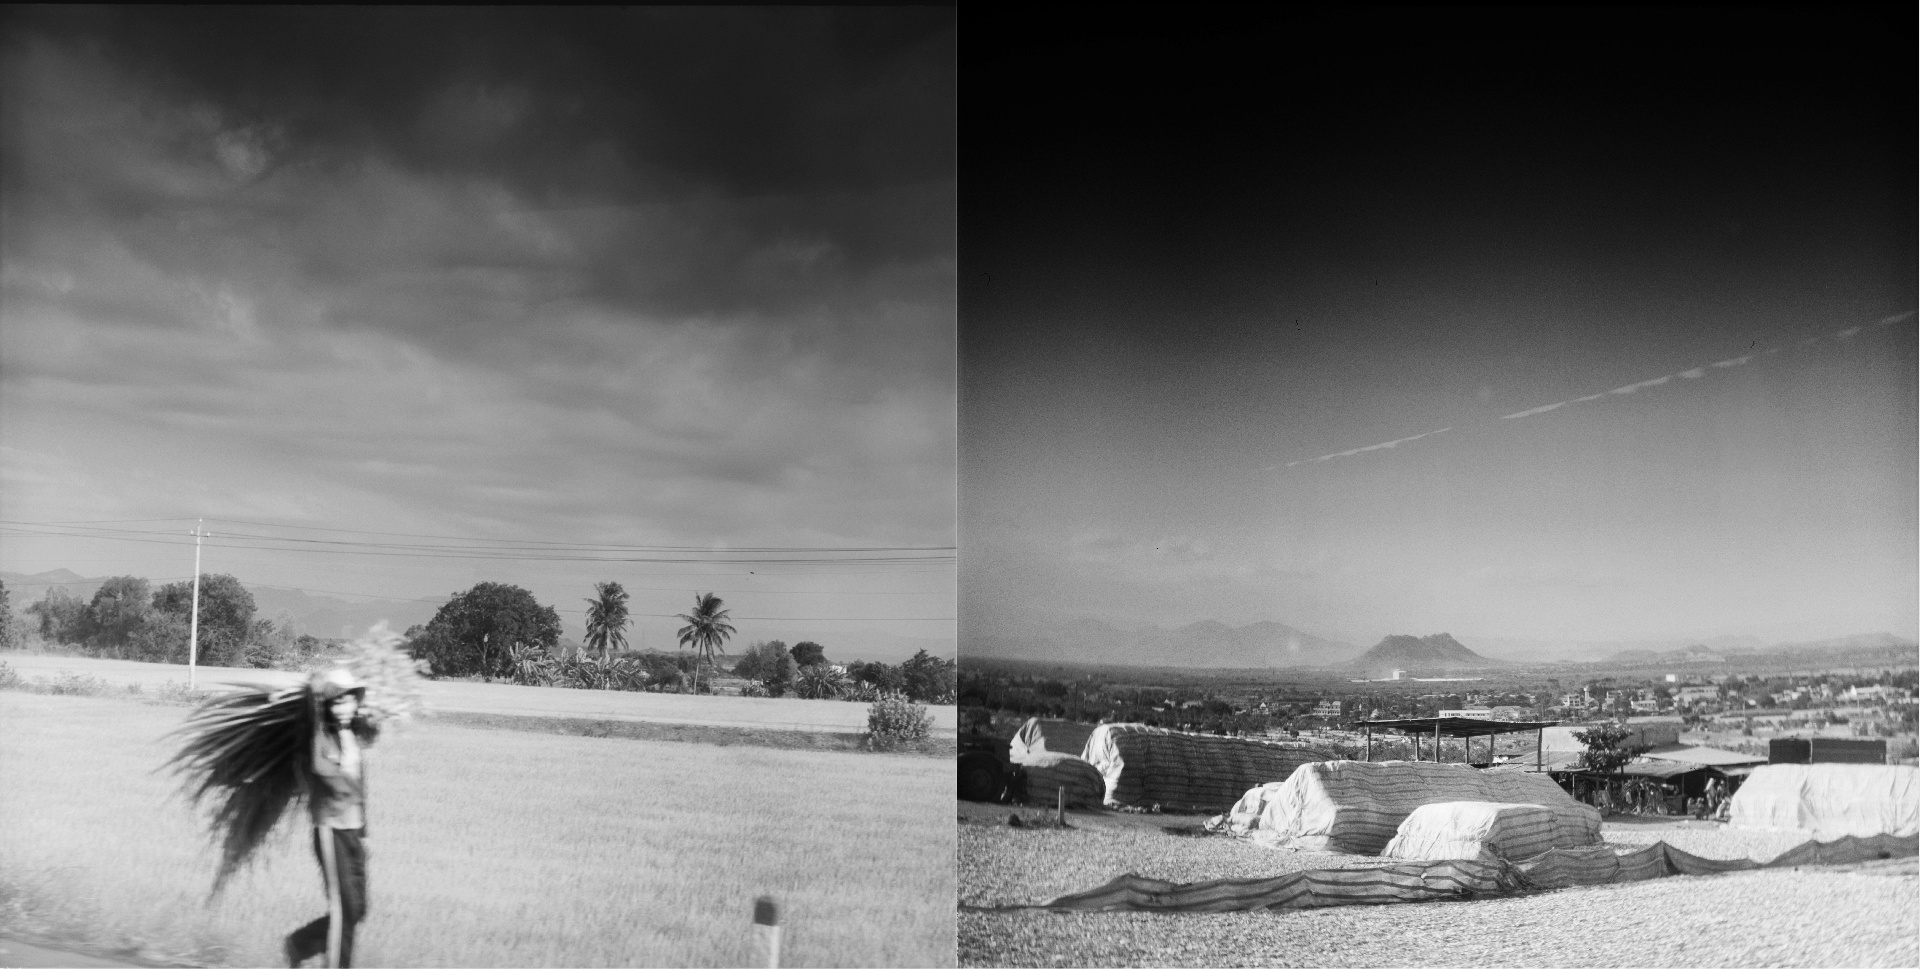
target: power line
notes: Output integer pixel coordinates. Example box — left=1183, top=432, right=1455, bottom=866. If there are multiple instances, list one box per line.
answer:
left=0, top=523, right=954, bottom=566
left=199, top=516, right=954, bottom=553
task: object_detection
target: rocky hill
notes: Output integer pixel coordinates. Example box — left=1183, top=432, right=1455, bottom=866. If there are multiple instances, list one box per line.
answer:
left=1347, top=633, right=1505, bottom=674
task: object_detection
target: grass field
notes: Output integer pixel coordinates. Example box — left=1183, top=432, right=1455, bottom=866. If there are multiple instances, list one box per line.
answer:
left=0, top=691, right=955, bottom=967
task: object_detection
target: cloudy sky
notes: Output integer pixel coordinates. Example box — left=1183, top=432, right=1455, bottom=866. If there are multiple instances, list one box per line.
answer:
left=0, top=8, right=956, bottom=657
left=962, top=9, right=1916, bottom=653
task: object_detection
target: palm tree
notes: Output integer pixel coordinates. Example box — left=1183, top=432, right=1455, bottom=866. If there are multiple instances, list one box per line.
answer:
left=583, top=582, right=631, bottom=659
left=674, top=592, right=735, bottom=694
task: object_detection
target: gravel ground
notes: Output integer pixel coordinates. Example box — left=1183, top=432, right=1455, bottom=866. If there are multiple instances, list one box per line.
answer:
left=959, top=810, right=1920, bottom=967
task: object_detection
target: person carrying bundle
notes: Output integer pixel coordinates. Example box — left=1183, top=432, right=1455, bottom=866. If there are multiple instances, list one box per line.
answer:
left=166, top=667, right=385, bottom=969
left=284, top=669, right=375, bottom=968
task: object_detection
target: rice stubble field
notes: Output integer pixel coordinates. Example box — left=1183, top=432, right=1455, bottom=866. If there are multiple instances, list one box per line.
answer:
left=1, top=690, right=956, bottom=967
left=957, top=802, right=1919, bottom=968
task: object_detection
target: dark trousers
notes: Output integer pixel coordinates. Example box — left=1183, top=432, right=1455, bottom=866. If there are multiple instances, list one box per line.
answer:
left=288, top=827, right=367, bottom=967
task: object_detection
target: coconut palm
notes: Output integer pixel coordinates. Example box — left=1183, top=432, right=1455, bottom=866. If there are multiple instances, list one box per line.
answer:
left=583, top=581, right=631, bottom=659
left=674, top=592, right=735, bottom=694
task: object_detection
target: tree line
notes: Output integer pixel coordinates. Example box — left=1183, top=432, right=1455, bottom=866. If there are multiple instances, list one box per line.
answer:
left=9, top=574, right=324, bottom=668
left=3, top=574, right=956, bottom=704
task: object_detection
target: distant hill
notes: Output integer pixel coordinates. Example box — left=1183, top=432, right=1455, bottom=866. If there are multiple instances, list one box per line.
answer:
left=1601, top=632, right=1916, bottom=667
left=965, top=615, right=1359, bottom=668
left=1347, top=633, right=1506, bottom=675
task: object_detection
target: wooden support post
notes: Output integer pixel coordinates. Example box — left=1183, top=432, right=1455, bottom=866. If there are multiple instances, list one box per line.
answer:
left=1536, top=727, right=1543, bottom=773
left=1435, top=722, right=1442, bottom=763
left=1364, top=725, right=1372, bottom=762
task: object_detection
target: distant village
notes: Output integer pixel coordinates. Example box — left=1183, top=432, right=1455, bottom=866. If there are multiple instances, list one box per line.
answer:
left=959, top=662, right=1920, bottom=764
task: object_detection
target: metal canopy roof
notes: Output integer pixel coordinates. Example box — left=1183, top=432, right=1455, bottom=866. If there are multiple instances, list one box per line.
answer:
left=1621, top=760, right=1707, bottom=779
left=1359, top=716, right=1561, bottom=739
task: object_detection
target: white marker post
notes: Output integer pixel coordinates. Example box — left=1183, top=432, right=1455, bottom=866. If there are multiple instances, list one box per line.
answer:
left=753, top=896, right=780, bottom=969
left=187, top=519, right=205, bottom=688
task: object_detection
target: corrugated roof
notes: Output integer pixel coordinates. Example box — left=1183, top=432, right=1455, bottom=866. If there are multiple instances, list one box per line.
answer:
left=1639, top=743, right=1768, bottom=767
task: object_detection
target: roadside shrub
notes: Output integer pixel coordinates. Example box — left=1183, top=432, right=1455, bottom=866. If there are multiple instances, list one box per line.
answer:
left=738, top=681, right=769, bottom=698
left=866, top=691, right=932, bottom=749
left=43, top=672, right=111, bottom=696
left=0, top=660, right=18, bottom=690
left=152, top=680, right=216, bottom=706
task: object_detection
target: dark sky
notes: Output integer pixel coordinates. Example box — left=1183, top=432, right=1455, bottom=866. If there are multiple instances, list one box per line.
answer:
left=961, top=8, right=1917, bottom=650
left=1, top=8, right=956, bottom=656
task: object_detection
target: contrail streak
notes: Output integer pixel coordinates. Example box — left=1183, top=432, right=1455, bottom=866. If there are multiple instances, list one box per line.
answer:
left=1278, top=311, right=1912, bottom=470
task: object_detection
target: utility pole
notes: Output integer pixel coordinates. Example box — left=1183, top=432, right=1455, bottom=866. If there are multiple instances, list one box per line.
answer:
left=188, top=519, right=206, bottom=688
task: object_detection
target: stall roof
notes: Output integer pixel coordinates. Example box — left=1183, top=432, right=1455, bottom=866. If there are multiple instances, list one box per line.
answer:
left=1359, top=716, right=1561, bottom=739
left=1621, top=760, right=1707, bottom=779
left=1639, top=743, right=1768, bottom=767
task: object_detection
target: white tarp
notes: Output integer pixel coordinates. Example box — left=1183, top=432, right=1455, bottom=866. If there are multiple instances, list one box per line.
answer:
left=1009, top=718, right=1097, bottom=764
left=1381, top=801, right=1562, bottom=864
left=1081, top=723, right=1330, bottom=812
left=1226, top=760, right=1602, bottom=854
left=1728, top=763, right=1918, bottom=838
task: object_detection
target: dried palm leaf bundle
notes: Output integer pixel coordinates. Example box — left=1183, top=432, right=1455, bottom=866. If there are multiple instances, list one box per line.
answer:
left=163, top=682, right=316, bottom=895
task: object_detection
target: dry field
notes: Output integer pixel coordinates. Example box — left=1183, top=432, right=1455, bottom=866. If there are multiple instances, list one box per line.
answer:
left=957, top=803, right=1919, bottom=967
left=0, top=653, right=957, bottom=735
left=0, top=691, right=956, bottom=967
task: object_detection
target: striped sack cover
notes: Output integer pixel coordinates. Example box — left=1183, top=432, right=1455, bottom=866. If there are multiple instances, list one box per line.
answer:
left=1382, top=802, right=1561, bottom=863
left=1037, top=833, right=1917, bottom=914
left=1728, top=764, right=1918, bottom=838
left=1017, top=752, right=1106, bottom=809
left=1249, top=760, right=1601, bottom=854
left=1082, top=724, right=1330, bottom=813
left=1044, top=859, right=1523, bottom=913
left=1009, top=718, right=1098, bottom=765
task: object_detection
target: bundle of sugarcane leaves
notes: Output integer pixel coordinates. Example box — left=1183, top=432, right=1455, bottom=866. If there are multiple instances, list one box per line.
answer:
left=162, top=683, right=373, bottom=895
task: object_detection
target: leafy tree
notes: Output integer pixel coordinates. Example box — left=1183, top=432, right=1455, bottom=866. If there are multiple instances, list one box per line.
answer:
left=583, top=582, right=631, bottom=658
left=789, top=641, right=827, bottom=667
left=0, top=579, right=17, bottom=651
left=84, top=576, right=151, bottom=656
left=1572, top=721, right=1650, bottom=777
left=847, top=659, right=906, bottom=695
left=732, top=640, right=786, bottom=683
left=674, top=593, right=735, bottom=694
left=407, top=582, right=562, bottom=680
left=900, top=649, right=956, bottom=704
left=151, top=574, right=257, bottom=666
left=27, top=587, right=89, bottom=644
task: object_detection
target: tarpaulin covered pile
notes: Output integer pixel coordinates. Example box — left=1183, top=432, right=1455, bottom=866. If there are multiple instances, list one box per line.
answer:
left=1224, top=759, right=1601, bottom=854
left=1016, top=751, right=1106, bottom=809
left=1728, top=763, right=1917, bottom=838
left=1381, top=801, right=1561, bottom=863
left=1081, top=724, right=1330, bottom=813
left=1009, top=718, right=1098, bottom=764
left=1039, top=832, right=1917, bottom=913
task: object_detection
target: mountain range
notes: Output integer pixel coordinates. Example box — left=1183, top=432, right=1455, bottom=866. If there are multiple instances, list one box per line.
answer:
left=962, top=604, right=1913, bottom=670
left=965, top=615, right=1360, bottom=668
left=1600, top=632, right=1916, bottom=667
